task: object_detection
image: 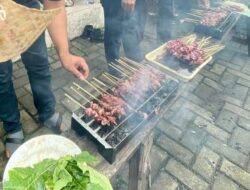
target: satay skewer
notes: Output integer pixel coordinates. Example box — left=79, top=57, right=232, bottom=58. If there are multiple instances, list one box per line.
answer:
left=65, top=93, right=96, bottom=126
left=187, top=13, right=203, bottom=18
left=91, top=81, right=109, bottom=94
left=90, top=80, right=148, bottom=119
left=70, top=87, right=92, bottom=103
left=121, top=57, right=143, bottom=69
left=116, top=59, right=137, bottom=72
left=82, top=79, right=102, bottom=95
left=109, top=63, right=130, bottom=77
left=104, top=72, right=121, bottom=82
left=103, top=74, right=119, bottom=85
left=93, top=77, right=110, bottom=88
left=73, top=82, right=100, bottom=102
left=65, top=93, right=86, bottom=109
left=111, top=62, right=133, bottom=75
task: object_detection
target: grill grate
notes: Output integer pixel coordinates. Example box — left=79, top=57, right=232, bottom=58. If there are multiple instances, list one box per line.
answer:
left=67, top=58, right=179, bottom=163
left=194, top=12, right=239, bottom=39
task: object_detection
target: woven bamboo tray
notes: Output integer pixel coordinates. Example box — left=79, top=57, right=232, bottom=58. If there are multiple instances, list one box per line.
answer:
left=0, top=0, right=61, bottom=63
left=145, top=43, right=213, bottom=82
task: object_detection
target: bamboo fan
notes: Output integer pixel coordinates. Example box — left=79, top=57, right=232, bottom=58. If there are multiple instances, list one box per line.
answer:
left=0, top=0, right=61, bottom=63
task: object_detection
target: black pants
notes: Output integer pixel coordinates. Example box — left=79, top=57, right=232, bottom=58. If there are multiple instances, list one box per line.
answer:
left=157, top=0, right=173, bottom=43
left=101, top=0, right=146, bottom=63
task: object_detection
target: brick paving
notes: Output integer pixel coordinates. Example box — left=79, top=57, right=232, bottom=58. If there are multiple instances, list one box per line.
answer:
left=1, top=17, right=250, bottom=190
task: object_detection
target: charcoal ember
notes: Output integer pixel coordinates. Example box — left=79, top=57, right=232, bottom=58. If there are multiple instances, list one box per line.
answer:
left=106, top=128, right=130, bottom=147
left=98, top=126, right=113, bottom=137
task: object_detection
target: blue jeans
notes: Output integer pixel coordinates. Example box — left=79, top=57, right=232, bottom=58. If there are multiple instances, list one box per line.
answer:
left=157, top=0, right=173, bottom=42
left=101, top=0, right=144, bottom=63
left=0, top=1, right=55, bottom=133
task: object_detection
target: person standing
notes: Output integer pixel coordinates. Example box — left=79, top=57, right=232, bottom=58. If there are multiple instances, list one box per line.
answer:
left=0, top=0, right=89, bottom=158
left=100, top=0, right=146, bottom=73
left=156, top=0, right=174, bottom=43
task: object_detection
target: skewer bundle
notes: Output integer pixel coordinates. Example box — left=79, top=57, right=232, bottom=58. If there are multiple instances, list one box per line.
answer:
left=186, top=8, right=228, bottom=27
left=65, top=60, right=166, bottom=127
left=158, top=34, right=225, bottom=65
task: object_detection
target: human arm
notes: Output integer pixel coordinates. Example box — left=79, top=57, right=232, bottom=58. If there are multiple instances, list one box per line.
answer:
left=43, top=0, right=89, bottom=80
left=122, top=0, right=137, bottom=12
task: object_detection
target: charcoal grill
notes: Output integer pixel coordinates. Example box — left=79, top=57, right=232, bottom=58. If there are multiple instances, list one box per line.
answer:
left=67, top=58, right=179, bottom=163
left=194, top=12, right=239, bottom=39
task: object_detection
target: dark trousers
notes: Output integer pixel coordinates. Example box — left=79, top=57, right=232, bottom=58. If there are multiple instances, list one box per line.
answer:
left=101, top=0, right=145, bottom=63
left=157, top=0, right=173, bottom=43
left=0, top=33, right=55, bottom=133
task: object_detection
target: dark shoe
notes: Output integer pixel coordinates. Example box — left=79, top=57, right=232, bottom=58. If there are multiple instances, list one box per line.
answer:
left=82, top=25, right=94, bottom=39
left=90, top=28, right=104, bottom=43
left=42, top=112, right=63, bottom=134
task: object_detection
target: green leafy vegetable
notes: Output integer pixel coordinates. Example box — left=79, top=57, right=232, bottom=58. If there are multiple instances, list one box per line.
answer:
left=4, top=152, right=113, bottom=190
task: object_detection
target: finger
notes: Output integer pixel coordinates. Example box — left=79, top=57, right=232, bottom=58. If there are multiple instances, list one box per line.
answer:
left=130, top=3, right=135, bottom=12
left=122, top=3, right=129, bottom=11
left=72, top=67, right=85, bottom=80
left=78, top=61, right=89, bottom=79
left=74, top=58, right=89, bottom=80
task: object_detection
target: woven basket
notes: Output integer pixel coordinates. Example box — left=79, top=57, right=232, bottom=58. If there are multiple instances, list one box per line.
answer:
left=0, top=0, right=61, bottom=63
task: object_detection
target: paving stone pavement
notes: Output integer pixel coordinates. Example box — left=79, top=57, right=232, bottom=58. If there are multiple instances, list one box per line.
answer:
left=1, top=17, right=250, bottom=190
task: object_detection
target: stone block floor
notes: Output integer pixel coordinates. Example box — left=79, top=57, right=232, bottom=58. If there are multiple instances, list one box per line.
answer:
left=1, top=18, right=250, bottom=190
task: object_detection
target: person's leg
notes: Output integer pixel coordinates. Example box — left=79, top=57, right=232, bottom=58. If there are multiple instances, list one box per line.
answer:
left=0, top=61, right=22, bottom=133
left=135, top=0, right=148, bottom=43
left=0, top=61, right=24, bottom=158
left=157, top=0, right=173, bottom=43
left=101, top=0, right=123, bottom=63
left=122, top=7, right=144, bottom=62
left=21, top=33, right=56, bottom=123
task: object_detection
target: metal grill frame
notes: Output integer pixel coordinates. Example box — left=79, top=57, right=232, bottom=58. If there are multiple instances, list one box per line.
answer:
left=71, top=76, right=179, bottom=163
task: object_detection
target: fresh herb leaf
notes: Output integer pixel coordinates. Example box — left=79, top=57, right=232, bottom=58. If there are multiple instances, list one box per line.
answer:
left=3, top=152, right=113, bottom=190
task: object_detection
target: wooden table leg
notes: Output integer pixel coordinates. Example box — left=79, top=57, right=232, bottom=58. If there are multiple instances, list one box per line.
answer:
left=138, top=132, right=154, bottom=190
left=128, top=132, right=154, bottom=190
left=128, top=148, right=141, bottom=190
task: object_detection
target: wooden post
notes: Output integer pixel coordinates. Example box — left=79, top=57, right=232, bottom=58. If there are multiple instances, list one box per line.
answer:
left=129, top=148, right=141, bottom=190
left=138, top=132, right=154, bottom=190
left=128, top=131, right=154, bottom=190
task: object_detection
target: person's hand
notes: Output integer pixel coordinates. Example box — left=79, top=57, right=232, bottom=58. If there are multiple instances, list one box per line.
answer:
left=59, top=52, right=89, bottom=80
left=122, top=0, right=136, bottom=12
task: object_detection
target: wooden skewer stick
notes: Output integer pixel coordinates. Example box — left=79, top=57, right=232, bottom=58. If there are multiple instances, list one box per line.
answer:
left=73, top=82, right=100, bottom=102
left=65, top=93, right=86, bottom=109
left=93, top=77, right=109, bottom=87
left=103, top=74, right=119, bottom=85
left=111, top=62, right=133, bottom=75
left=91, top=81, right=109, bottom=94
left=104, top=72, right=121, bottom=82
left=116, top=59, right=137, bottom=72
left=70, top=87, right=91, bottom=103
left=116, top=61, right=136, bottom=73
left=82, top=79, right=102, bottom=95
left=121, top=57, right=143, bottom=69
left=109, top=63, right=130, bottom=77
left=187, top=13, right=203, bottom=18
left=103, top=72, right=120, bottom=82
left=93, top=78, right=114, bottom=92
